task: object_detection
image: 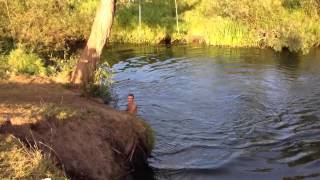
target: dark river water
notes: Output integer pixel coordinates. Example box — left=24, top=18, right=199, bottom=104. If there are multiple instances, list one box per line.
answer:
left=103, top=45, right=320, bottom=180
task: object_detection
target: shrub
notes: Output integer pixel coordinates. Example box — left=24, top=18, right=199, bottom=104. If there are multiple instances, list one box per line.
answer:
left=8, top=48, right=46, bottom=75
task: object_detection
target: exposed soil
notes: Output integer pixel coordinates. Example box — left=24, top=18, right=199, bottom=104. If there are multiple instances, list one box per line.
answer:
left=0, top=76, right=154, bottom=180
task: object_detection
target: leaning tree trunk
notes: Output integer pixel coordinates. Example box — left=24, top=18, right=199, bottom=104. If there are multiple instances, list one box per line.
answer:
left=71, top=0, right=115, bottom=86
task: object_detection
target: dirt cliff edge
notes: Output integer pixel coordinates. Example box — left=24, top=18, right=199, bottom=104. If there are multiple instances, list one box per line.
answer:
left=0, top=76, right=154, bottom=180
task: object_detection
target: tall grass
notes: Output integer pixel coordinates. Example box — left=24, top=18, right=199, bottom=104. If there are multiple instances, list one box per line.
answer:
left=109, top=0, right=320, bottom=53
left=185, top=15, right=257, bottom=47
left=0, top=135, right=67, bottom=179
left=111, top=23, right=167, bottom=44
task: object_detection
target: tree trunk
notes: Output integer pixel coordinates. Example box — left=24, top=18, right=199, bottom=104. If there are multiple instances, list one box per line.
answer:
left=71, top=0, right=115, bottom=86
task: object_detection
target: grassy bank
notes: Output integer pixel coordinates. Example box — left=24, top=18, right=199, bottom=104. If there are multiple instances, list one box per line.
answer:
left=1, top=0, right=319, bottom=56
left=0, top=135, right=67, bottom=179
left=111, top=0, right=320, bottom=54
left=0, top=47, right=113, bottom=103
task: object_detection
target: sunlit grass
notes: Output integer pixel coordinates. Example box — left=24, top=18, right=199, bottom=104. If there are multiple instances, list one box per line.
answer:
left=0, top=135, right=67, bottom=179
left=111, top=23, right=167, bottom=44
left=185, top=16, right=257, bottom=47
left=109, top=0, right=320, bottom=53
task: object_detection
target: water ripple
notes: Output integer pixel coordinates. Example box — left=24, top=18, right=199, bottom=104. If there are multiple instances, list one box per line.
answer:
left=106, top=46, right=320, bottom=179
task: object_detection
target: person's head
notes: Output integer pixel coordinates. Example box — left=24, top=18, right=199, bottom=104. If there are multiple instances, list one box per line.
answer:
left=128, top=93, right=134, bottom=103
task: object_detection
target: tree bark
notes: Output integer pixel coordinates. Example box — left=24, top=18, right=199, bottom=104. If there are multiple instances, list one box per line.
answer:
left=71, top=0, right=115, bottom=86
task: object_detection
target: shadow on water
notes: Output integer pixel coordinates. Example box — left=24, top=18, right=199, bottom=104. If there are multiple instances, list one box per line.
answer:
left=103, top=45, right=320, bottom=180
left=132, top=160, right=156, bottom=180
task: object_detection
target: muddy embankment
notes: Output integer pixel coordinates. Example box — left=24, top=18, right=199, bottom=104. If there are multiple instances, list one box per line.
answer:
left=0, top=76, right=154, bottom=180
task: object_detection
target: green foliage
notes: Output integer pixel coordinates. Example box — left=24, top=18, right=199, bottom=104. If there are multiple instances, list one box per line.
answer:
left=111, top=0, right=174, bottom=44
left=8, top=48, right=46, bottom=75
left=0, top=0, right=320, bottom=54
left=2, top=0, right=96, bottom=53
left=181, top=0, right=320, bottom=53
left=265, top=10, right=320, bottom=53
left=114, top=0, right=320, bottom=53
left=111, top=24, right=167, bottom=44
left=86, top=62, right=113, bottom=103
left=185, top=15, right=257, bottom=47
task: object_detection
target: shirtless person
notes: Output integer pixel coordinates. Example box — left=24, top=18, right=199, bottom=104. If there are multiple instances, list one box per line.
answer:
left=127, top=93, right=137, bottom=114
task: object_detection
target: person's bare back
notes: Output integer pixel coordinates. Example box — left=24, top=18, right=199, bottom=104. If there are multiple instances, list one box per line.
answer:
left=127, top=94, right=137, bottom=114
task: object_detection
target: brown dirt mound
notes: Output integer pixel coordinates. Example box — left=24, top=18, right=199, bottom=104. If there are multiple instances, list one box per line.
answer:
left=0, top=76, right=154, bottom=180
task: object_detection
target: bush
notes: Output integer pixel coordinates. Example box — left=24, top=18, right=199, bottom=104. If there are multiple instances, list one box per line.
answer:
left=8, top=48, right=46, bottom=75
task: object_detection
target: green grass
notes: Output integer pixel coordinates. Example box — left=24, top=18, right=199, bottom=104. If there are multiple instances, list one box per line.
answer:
left=8, top=48, right=46, bottom=76
left=185, top=16, right=257, bottom=47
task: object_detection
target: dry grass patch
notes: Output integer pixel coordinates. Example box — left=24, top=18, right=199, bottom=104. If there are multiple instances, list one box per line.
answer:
left=0, top=135, right=67, bottom=179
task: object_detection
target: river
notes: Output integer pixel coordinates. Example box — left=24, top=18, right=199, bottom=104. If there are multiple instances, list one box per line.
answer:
left=102, top=45, right=320, bottom=180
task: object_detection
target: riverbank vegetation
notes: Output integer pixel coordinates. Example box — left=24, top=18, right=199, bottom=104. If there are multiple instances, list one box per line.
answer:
left=1, top=0, right=319, bottom=57
left=0, top=0, right=319, bottom=81
left=115, top=0, right=320, bottom=53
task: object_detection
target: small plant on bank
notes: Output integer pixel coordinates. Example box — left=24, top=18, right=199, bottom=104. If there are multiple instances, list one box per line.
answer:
left=8, top=48, right=47, bottom=76
left=80, top=61, right=113, bottom=103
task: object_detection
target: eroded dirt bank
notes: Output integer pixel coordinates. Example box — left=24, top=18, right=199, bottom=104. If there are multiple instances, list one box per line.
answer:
left=0, top=76, right=154, bottom=180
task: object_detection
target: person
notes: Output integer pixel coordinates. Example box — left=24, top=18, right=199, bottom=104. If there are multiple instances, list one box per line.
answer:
left=127, top=93, right=137, bottom=114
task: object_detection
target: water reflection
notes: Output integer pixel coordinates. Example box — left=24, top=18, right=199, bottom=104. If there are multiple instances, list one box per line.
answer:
left=103, top=46, right=320, bottom=180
